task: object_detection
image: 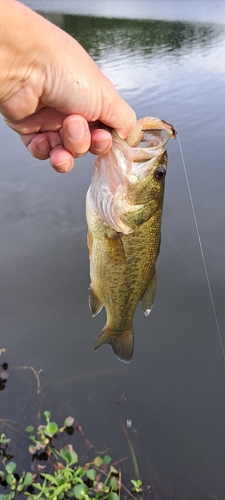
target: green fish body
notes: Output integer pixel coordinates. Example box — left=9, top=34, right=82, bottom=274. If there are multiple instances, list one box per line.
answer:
left=86, top=117, right=176, bottom=362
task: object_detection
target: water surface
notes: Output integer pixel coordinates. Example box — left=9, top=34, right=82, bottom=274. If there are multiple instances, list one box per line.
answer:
left=1, top=2, right=225, bottom=498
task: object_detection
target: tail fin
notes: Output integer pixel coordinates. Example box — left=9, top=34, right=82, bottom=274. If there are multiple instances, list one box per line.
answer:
left=94, top=326, right=134, bottom=363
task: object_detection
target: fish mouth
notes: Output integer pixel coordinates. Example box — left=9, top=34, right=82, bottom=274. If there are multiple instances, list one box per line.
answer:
left=111, top=128, right=169, bottom=175
left=125, top=116, right=177, bottom=148
left=109, top=123, right=174, bottom=164
left=130, top=129, right=170, bottom=165
left=137, top=129, right=170, bottom=150
left=101, top=116, right=176, bottom=153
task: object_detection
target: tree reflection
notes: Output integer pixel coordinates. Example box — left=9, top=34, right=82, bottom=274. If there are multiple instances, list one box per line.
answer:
left=42, top=13, right=222, bottom=61
left=0, top=362, right=8, bottom=391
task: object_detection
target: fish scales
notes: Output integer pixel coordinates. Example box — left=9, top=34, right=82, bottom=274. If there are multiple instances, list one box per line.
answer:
left=86, top=116, right=176, bottom=362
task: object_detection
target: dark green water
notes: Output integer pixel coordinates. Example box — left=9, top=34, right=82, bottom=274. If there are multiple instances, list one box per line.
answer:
left=1, top=2, right=225, bottom=498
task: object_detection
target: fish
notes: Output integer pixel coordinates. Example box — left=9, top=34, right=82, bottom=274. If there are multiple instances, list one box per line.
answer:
left=86, top=116, right=176, bottom=362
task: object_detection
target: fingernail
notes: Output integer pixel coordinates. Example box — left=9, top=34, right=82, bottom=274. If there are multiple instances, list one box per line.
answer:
left=36, top=137, right=50, bottom=154
left=94, top=138, right=111, bottom=153
left=67, top=119, right=86, bottom=141
left=53, top=160, right=70, bottom=173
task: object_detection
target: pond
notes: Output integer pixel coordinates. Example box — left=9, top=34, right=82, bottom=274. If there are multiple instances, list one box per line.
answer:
left=1, top=1, right=225, bottom=498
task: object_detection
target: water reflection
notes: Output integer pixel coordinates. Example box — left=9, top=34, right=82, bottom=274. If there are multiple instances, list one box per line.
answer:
left=42, top=13, right=225, bottom=123
left=44, top=13, right=224, bottom=60
left=1, top=3, right=225, bottom=499
left=0, top=363, right=8, bottom=391
left=22, top=0, right=225, bottom=24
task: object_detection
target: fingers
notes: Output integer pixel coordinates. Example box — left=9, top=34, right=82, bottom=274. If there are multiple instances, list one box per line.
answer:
left=18, top=114, right=114, bottom=172
left=24, top=132, right=77, bottom=173
left=50, top=145, right=75, bottom=173
left=13, top=112, right=92, bottom=158
left=50, top=125, right=113, bottom=171
left=21, top=132, right=73, bottom=172
left=27, top=135, right=51, bottom=160
left=18, top=114, right=92, bottom=172
left=108, top=105, right=137, bottom=140
left=62, top=118, right=113, bottom=157
left=89, top=128, right=112, bottom=155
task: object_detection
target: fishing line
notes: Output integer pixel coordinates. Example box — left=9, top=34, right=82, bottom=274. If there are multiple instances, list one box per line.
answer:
left=177, top=134, right=225, bottom=365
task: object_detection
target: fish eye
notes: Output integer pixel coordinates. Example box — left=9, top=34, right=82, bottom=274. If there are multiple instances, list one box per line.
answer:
left=154, top=166, right=166, bottom=181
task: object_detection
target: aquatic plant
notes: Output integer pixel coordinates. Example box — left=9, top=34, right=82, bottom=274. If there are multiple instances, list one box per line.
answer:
left=0, top=411, right=143, bottom=500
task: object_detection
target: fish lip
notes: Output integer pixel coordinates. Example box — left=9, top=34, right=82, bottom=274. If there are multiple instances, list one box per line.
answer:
left=100, top=118, right=177, bottom=148
left=126, top=116, right=177, bottom=147
left=161, top=119, right=177, bottom=139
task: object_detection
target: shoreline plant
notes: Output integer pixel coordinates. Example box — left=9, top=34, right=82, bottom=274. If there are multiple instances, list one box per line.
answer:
left=0, top=411, right=143, bottom=500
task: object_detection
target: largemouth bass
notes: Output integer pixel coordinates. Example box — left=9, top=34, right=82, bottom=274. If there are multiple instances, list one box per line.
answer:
left=86, top=117, right=176, bottom=362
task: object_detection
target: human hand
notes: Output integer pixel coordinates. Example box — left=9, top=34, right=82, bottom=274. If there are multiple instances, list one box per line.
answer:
left=0, top=1, right=136, bottom=173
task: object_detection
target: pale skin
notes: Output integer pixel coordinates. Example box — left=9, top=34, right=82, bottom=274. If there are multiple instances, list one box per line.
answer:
left=0, top=0, right=136, bottom=173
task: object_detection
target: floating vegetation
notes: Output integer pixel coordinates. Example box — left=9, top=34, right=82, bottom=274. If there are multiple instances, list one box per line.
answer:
left=0, top=410, right=143, bottom=500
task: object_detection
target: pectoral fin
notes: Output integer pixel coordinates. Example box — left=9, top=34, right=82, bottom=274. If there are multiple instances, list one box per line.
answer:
left=140, top=270, right=157, bottom=316
left=120, top=203, right=152, bottom=229
left=89, top=286, right=103, bottom=317
left=94, top=325, right=134, bottom=363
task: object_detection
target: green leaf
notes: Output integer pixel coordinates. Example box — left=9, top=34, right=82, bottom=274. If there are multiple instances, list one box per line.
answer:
left=5, top=462, right=16, bottom=474
left=0, top=493, right=15, bottom=500
left=25, top=425, right=34, bottom=433
left=29, top=434, right=36, bottom=442
left=109, top=465, right=118, bottom=474
left=44, top=421, right=58, bottom=437
left=86, top=468, right=96, bottom=481
left=74, top=467, right=86, bottom=478
left=60, top=446, right=78, bottom=465
left=103, top=455, right=112, bottom=465
left=0, top=434, right=10, bottom=445
left=40, top=473, right=59, bottom=486
left=131, top=478, right=142, bottom=493
left=93, top=456, right=103, bottom=467
left=6, top=473, right=16, bottom=486
left=32, top=482, right=43, bottom=491
left=73, top=483, right=88, bottom=499
left=22, top=472, right=33, bottom=486
left=43, top=411, right=51, bottom=423
left=110, top=477, right=118, bottom=491
left=51, top=483, right=67, bottom=496
left=64, top=416, right=74, bottom=427
left=107, top=493, right=119, bottom=500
